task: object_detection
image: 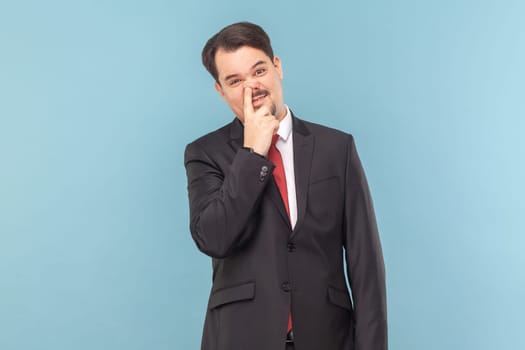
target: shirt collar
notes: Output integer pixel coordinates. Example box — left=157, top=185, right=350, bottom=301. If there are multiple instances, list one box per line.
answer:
left=276, top=105, right=292, bottom=141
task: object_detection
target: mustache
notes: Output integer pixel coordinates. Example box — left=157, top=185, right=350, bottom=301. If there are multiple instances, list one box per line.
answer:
left=252, top=89, right=269, bottom=98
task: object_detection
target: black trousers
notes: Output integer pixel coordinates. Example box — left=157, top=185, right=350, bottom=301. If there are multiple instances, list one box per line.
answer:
left=285, top=343, right=294, bottom=350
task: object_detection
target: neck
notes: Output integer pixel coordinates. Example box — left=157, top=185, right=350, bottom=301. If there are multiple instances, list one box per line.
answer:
left=275, top=104, right=287, bottom=121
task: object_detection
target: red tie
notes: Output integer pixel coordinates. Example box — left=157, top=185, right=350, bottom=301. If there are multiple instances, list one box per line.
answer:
left=268, top=134, right=290, bottom=217
left=267, top=134, right=293, bottom=334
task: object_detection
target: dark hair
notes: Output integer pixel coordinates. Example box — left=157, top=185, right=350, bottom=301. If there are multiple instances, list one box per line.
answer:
left=202, top=22, right=274, bottom=83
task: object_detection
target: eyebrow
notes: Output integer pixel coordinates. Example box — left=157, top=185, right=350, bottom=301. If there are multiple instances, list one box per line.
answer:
left=224, top=60, right=267, bottom=82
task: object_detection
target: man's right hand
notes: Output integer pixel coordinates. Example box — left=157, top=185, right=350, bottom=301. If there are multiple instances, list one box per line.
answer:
left=242, top=86, right=280, bottom=157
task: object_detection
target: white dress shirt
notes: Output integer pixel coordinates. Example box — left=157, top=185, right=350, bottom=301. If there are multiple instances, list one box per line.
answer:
left=274, top=106, right=297, bottom=229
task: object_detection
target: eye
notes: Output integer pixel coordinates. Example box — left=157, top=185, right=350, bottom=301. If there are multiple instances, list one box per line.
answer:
left=255, top=68, right=266, bottom=76
left=228, top=79, right=241, bottom=87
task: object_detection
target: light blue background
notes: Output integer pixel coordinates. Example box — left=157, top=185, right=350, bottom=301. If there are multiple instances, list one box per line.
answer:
left=1, top=0, right=524, bottom=349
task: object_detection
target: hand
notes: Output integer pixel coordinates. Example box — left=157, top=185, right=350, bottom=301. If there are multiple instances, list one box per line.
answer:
left=242, top=86, right=279, bottom=157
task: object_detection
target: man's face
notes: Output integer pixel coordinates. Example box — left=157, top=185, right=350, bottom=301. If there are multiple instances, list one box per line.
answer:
left=214, top=46, right=285, bottom=122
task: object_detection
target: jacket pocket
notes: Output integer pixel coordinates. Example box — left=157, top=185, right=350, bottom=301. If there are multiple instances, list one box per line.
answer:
left=327, top=286, right=353, bottom=311
left=208, top=281, right=255, bottom=309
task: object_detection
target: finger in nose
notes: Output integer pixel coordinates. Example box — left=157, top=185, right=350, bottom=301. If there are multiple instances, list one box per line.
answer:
left=244, top=81, right=260, bottom=89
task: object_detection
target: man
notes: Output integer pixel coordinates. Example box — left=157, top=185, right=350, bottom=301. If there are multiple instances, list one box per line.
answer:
left=184, top=22, right=387, bottom=350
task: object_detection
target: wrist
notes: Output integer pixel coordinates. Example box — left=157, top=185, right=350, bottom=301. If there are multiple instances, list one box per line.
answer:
left=241, top=146, right=265, bottom=158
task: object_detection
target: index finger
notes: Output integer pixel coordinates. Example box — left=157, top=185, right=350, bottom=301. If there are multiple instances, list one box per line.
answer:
left=243, top=86, right=254, bottom=116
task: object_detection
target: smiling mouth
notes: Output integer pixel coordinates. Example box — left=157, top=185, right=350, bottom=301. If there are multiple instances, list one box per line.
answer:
left=252, top=91, right=269, bottom=105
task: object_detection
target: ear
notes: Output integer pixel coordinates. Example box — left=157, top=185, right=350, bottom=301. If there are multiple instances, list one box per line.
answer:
left=273, top=56, right=283, bottom=80
left=214, top=81, right=225, bottom=99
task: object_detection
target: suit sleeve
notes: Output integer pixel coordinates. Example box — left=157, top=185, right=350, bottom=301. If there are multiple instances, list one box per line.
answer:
left=184, top=141, right=275, bottom=258
left=343, top=136, right=388, bottom=350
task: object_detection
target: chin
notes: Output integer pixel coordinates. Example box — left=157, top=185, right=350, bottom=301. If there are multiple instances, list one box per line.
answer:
left=253, top=102, right=277, bottom=115
left=271, top=104, right=277, bottom=116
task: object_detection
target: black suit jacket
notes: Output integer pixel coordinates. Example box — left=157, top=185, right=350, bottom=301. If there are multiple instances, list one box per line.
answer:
left=184, top=114, right=387, bottom=350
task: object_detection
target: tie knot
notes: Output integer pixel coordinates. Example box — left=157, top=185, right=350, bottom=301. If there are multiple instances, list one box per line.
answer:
left=272, top=134, right=280, bottom=146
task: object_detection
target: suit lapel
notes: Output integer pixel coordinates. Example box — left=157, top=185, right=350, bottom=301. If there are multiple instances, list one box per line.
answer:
left=228, top=118, right=243, bottom=151
left=291, top=115, right=314, bottom=237
left=268, top=180, right=292, bottom=228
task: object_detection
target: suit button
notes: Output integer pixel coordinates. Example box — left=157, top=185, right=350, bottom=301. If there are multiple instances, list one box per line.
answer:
left=259, top=166, right=268, bottom=182
left=287, top=242, right=296, bottom=252
left=281, top=282, right=291, bottom=292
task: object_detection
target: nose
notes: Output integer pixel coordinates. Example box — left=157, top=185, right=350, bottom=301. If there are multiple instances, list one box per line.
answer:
left=244, top=79, right=262, bottom=89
